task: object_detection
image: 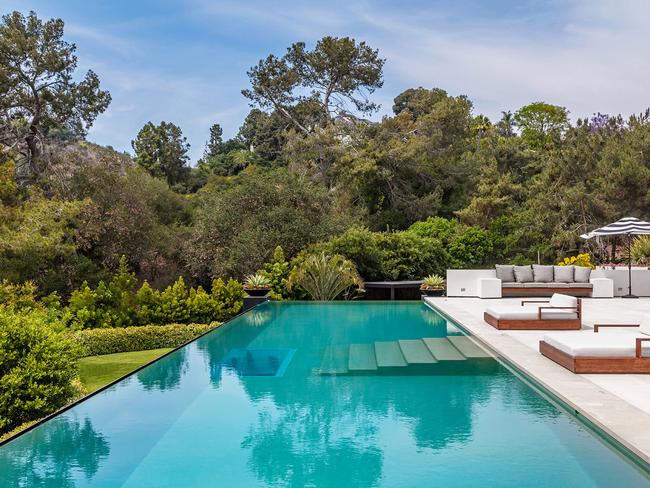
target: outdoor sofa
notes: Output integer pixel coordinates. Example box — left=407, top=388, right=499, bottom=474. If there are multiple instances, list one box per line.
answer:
left=496, top=264, right=593, bottom=297
left=484, top=293, right=582, bottom=330
left=540, top=315, right=650, bottom=373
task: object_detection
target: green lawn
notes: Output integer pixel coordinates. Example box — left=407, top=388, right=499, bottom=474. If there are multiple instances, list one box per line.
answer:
left=78, top=348, right=173, bottom=393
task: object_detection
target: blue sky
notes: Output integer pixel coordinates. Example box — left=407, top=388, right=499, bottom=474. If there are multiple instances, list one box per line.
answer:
left=4, top=0, right=649, bottom=163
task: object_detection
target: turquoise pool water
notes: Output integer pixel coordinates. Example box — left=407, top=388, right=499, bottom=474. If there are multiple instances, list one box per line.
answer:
left=1, top=302, right=649, bottom=487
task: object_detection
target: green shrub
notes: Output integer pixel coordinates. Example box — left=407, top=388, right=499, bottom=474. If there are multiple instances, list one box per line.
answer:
left=375, top=232, right=449, bottom=280
left=72, top=322, right=218, bottom=357
left=323, top=227, right=384, bottom=280
left=0, top=280, right=61, bottom=314
left=0, top=308, right=80, bottom=435
left=156, top=276, right=191, bottom=323
left=0, top=280, right=40, bottom=310
left=64, top=258, right=244, bottom=329
left=320, top=226, right=449, bottom=280
left=261, top=246, right=292, bottom=299
left=64, top=256, right=138, bottom=329
left=207, top=278, right=245, bottom=320
left=407, top=217, right=458, bottom=243
left=447, top=226, right=495, bottom=267
left=134, top=277, right=244, bottom=326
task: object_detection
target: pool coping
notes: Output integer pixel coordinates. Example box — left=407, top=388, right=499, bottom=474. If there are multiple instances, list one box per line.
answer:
left=423, top=296, right=650, bottom=467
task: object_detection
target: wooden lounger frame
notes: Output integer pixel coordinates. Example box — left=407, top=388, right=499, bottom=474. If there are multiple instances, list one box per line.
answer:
left=484, top=299, right=582, bottom=330
left=540, top=323, right=650, bottom=373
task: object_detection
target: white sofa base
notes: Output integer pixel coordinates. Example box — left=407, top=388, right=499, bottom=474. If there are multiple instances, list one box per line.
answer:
left=590, top=278, right=614, bottom=298
left=478, top=278, right=502, bottom=298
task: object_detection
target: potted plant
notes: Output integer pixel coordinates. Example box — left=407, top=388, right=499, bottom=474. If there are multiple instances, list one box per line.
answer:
left=243, top=273, right=272, bottom=297
left=420, top=274, right=446, bottom=297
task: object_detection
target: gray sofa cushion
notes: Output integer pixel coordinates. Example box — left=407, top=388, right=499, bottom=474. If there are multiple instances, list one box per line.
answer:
left=523, top=282, right=568, bottom=288
left=513, top=265, right=534, bottom=283
left=553, top=265, right=575, bottom=283
left=567, top=282, right=593, bottom=288
left=532, top=264, right=554, bottom=283
left=495, top=265, right=515, bottom=282
left=502, top=282, right=524, bottom=288
left=574, top=266, right=592, bottom=283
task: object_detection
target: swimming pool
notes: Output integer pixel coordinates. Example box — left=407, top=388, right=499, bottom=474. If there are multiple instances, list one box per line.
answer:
left=1, top=302, right=648, bottom=487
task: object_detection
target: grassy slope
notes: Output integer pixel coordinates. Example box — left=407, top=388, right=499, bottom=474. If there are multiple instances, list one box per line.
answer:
left=78, top=348, right=173, bottom=393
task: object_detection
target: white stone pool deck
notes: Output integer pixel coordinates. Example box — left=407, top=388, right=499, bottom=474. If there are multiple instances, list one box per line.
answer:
left=423, top=296, right=650, bottom=465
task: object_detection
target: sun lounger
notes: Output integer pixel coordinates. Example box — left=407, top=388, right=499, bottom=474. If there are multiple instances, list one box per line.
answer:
left=483, top=293, right=582, bottom=330
left=540, top=315, right=650, bottom=373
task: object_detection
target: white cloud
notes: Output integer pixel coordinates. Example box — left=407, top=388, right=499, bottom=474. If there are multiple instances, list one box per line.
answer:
left=51, top=0, right=650, bottom=162
left=357, top=1, right=650, bottom=120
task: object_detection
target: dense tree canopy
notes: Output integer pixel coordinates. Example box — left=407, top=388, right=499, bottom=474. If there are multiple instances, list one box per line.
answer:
left=132, top=121, right=190, bottom=188
left=1, top=19, right=650, bottom=298
left=242, top=36, right=384, bottom=134
left=185, top=168, right=359, bottom=281
left=0, top=11, right=110, bottom=180
left=514, top=102, right=569, bottom=148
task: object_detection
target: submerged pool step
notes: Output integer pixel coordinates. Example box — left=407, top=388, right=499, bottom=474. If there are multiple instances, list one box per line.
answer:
left=398, top=339, right=438, bottom=364
left=348, top=343, right=378, bottom=371
left=321, top=336, right=487, bottom=375
left=422, top=338, right=466, bottom=361
left=447, top=336, right=491, bottom=359
left=374, top=341, right=407, bottom=368
left=319, top=345, right=349, bottom=375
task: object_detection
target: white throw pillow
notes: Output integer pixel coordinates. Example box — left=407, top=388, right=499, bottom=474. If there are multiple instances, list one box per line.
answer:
left=549, top=293, right=578, bottom=309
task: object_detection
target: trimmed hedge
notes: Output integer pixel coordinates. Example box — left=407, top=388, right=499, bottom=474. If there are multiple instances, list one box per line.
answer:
left=72, top=322, right=219, bottom=357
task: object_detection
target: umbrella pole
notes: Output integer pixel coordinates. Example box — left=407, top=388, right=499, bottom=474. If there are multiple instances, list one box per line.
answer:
left=623, top=233, right=638, bottom=298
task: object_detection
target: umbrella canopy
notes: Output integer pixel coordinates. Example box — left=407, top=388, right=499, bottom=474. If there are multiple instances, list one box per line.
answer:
left=580, top=216, right=650, bottom=239
left=580, top=216, right=650, bottom=298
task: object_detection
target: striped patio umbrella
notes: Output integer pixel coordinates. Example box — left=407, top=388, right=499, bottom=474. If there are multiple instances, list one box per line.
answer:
left=581, top=217, right=650, bottom=298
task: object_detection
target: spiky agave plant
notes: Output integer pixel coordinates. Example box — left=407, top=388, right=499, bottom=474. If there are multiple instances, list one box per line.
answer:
left=287, top=253, right=364, bottom=301
left=244, top=273, right=271, bottom=289
left=421, top=274, right=445, bottom=289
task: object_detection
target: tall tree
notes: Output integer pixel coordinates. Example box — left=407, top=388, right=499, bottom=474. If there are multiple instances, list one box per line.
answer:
left=392, top=87, right=448, bottom=120
left=514, top=102, right=569, bottom=148
left=238, top=108, right=287, bottom=160
left=242, top=36, right=384, bottom=135
left=496, top=111, right=516, bottom=137
left=0, top=11, right=111, bottom=180
left=203, top=123, right=223, bottom=159
left=132, top=121, right=190, bottom=187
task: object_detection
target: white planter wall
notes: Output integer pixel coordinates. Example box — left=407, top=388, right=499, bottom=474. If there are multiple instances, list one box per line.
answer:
left=446, top=269, right=496, bottom=297
left=591, top=268, right=650, bottom=297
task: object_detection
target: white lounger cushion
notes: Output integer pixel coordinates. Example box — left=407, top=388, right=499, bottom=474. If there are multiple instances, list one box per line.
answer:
left=640, top=314, right=650, bottom=335
left=485, top=306, right=578, bottom=321
left=549, top=293, right=578, bottom=308
left=544, top=332, right=650, bottom=358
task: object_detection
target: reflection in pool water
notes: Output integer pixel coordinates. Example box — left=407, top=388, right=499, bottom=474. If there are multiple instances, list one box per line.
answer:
left=0, top=302, right=648, bottom=487
left=0, top=416, right=109, bottom=487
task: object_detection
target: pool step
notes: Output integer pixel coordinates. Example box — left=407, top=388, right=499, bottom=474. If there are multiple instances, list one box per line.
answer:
left=447, top=336, right=491, bottom=358
left=422, top=338, right=466, bottom=361
left=374, top=341, right=407, bottom=368
left=319, top=345, right=349, bottom=375
left=398, top=339, right=438, bottom=364
left=320, top=337, right=488, bottom=376
left=348, top=343, right=378, bottom=371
